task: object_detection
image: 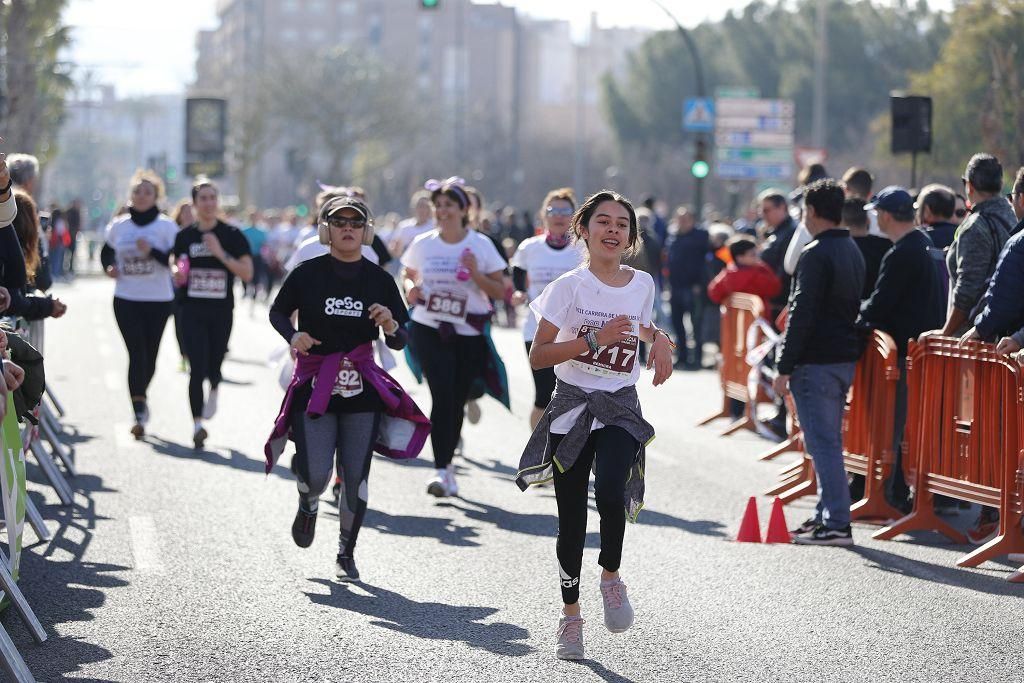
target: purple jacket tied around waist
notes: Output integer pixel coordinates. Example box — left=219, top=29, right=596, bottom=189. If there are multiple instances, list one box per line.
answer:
left=265, top=342, right=430, bottom=473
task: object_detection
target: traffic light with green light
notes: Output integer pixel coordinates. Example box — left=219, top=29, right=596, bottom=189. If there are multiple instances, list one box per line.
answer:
left=421, top=0, right=439, bottom=8
left=691, top=138, right=709, bottom=179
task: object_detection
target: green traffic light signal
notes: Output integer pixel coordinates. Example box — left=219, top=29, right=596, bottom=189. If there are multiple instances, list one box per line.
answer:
left=421, top=0, right=439, bottom=7
left=691, top=160, right=710, bottom=179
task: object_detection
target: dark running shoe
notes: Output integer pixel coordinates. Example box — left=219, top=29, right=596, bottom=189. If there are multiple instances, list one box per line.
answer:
left=291, top=507, right=317, bottom=548
left=335, top=554, right=360, bottom=582
left=130, top=423, right=145, bottom=440
left=793, top=524, right=854, bottom=547
left=192, top=427, right=208, bottom=450
left=332, top=481, right=342, bottom=505
left=790, top=517, right=818, bottom=535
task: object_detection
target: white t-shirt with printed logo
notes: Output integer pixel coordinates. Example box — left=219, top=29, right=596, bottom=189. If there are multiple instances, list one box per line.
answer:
left=530, top=265, right=655, bottom=434
left=104, top=214, right=178, bottom=302
left=510, top=235, right=586, bottom=341
left=401, top=229, right=506, bottom=337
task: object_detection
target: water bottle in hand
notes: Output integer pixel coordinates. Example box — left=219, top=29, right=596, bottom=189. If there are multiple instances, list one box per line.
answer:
left=455, top=248, right=472, bottom=281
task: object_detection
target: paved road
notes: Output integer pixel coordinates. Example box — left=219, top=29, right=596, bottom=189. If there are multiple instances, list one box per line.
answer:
left=10, top=276, right=1022, bottom=682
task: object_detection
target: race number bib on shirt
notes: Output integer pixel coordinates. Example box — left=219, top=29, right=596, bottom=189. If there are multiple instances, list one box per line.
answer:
left=332, top=359, right=363, bottom=398
left=188, top=268, right=228, bottom=299
left=425, top=290, right=469, bottom=324
left=120, top=255, right=155, bottom=276
left=571, top=324, right=638, bottom=378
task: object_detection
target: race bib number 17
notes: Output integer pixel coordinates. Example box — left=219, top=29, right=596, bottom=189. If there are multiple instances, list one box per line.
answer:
left=571, top=324, right=638, bottom=378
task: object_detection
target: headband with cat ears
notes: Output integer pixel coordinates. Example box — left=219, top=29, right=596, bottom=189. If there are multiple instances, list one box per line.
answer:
left=424, top=176, right=470, bottom=209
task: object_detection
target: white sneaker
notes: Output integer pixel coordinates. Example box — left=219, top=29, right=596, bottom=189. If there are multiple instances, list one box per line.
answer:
left=445, top=464, right=459, bottom=497
left=202, top=388, right=219, bottom=419
left=555, top=615, right=585, bottom=660
left=427, top=469, right=449, bottom=498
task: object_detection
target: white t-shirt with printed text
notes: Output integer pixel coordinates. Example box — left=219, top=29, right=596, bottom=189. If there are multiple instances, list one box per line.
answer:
left=105, top=214, right=178, bottom=302
left=510, top=235, right=586, bottom=341
left=401, top=229, right=506, bottom=337
left=530, top=265, right=655, bottom=434
left=392, top=218, right=435, bottom=255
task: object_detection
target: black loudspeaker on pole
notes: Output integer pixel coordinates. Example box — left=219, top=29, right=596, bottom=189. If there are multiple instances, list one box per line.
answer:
left=890, top=94, right=932, bottom=188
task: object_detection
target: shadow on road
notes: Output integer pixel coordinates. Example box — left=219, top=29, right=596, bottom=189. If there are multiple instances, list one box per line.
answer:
left=358, top=508, right=481, bottom=547
left=568, top=659, right=639, bottom=683
left=146, top=437, right=293, bottom=480
left=305, top=579, right=533, bottom=657
left=852, top=546, right=1024, bottom=598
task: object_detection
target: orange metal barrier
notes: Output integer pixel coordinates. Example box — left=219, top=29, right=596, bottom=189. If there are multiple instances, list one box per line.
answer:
left=696, top=293, right=768, bottom=437
left=765, top=331, right=903, bottom=523
left=874, top=337, right=1024, bottom=576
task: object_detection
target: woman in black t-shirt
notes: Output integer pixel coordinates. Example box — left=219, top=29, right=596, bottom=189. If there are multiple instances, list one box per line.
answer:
left=269, top=195, right=409, bottom=582
left=171, top=179, right=253, bottom=449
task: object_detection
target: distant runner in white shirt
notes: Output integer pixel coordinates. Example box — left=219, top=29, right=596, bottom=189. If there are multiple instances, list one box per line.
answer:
left=389, top=190, right=435, bottom=257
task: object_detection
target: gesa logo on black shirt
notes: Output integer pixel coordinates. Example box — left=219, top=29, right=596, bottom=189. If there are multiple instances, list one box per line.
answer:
left=325, top=296, right=364, bottom=317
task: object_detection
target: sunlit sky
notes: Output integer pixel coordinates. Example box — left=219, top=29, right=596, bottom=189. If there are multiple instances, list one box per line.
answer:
left=63, top=0, right=954, bottom=97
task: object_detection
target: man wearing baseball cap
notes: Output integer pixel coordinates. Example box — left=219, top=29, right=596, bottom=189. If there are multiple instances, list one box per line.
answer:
left=858, top=185, right=945, bottom=511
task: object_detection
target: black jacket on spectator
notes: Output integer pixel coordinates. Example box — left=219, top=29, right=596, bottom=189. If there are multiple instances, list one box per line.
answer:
left=777, top=228, right=865, bottom=375
left=853, top=234, right=892, bottom=300
left=973, top=229, right=1024, bottom=340
left=760, top=215, right=797, bottom=311
left=858, top=229, right=945, bottom=357
left=924, top=221, right=957, bottom=250
left=667, top=228, right=709, bottom=289
left=1012, top=216, right=1024, bottom=238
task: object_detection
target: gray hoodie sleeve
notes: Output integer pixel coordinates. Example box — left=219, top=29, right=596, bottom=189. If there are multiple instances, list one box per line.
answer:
left=949, top=215, right=997, bottom=313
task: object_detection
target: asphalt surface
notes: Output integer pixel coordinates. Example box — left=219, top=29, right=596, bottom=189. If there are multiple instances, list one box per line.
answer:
left=9, top=275, right=1022, bottom=682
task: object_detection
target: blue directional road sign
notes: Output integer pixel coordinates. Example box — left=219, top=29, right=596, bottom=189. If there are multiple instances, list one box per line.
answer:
left=683, top=98, right=715, bottom=133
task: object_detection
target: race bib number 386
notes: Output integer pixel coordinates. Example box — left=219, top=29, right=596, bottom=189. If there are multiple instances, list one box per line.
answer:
left=426, top=290, right=468, bottom=324
left=571, top=324, right=638, bottom=378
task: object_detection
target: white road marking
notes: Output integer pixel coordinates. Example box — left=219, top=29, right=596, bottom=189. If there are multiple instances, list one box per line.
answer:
left=128, top=515, right=164, bottom=573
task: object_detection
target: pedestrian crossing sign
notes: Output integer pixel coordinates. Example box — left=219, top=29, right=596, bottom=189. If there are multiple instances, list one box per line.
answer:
left=683, top=98, right=715, bottom=132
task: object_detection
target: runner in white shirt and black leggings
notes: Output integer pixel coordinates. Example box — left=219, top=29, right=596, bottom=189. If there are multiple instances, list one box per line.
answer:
left=511, top=187, right=586, bottom=429
left=171, top=179, right=253, bottom=449
left=401, top=177, right=506, bottom=498
left=101, top=171, right=179, bottom=439
left=515, top=190, right=673, bottom=661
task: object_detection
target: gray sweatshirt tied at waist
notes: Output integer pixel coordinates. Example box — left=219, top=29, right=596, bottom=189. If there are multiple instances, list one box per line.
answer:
left=516, top=380, right=655, bottom=523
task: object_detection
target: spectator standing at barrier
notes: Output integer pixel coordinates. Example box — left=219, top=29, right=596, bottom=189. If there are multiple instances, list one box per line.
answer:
left=845, top=198, right=890, bottom=301
left=9, top=193, right=67, bottom=320
left=66, top=198, right=82, bottom=275
left=916, top=184, right=959, bottom=249
left=782, top=164, right=834, bottom=277
left=858, top=187, right=945, bottom=511
left=707, top=236, right=781, bottom=315
left=666, top=205, right=709, bottom=369
left=757, top=191, right=796, bottom=320
left=773, top=179, right=865, bottom=546
left=930, top=154, right=1014, bottom=338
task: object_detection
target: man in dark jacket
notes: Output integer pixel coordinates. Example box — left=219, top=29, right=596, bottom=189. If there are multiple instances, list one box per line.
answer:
left=667, top=206, right=709, bottom=368
left=1008, top=166, right=1024, bottom=237
left=961, top=229, right=1024, bottom=351
left=858, top=186, right=945, bottom=510
left=758, top=191, right=796, bottom=318
left=774, top=179, right=865, bottom=546
left=916, top=183, right=959, bottom=250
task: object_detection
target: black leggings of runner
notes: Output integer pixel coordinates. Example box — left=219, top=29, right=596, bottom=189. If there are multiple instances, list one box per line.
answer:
left=180, top=304, right=233, bottom=417
left=524, top=341, right=556, bottom=409
left=551, top=426, right=640, bottom=605
left=291, top=410, right=381, bottom=556
left=171, top=295, right=187, bottom=360
left=411, top=322, right=486, bottom=468
left=112, top=297, right=172, bottom=409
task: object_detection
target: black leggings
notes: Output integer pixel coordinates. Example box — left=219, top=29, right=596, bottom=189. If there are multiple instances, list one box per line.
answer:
left=112, top=297, right=172, bottom=403
left=180, top=304, right=234, bottom=417
left=551, top=426, right=640, bottom=605
left=412, top=322, right=486, bottom=468
left=171, top=295, right=187, bottom=359
left=524, top=341, right=556, bottom=409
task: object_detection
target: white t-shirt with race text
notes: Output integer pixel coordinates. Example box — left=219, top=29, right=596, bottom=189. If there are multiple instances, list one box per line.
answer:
left=530, top=265, right=655, bottom=434
left=105, top=214, right=178, bottom=302
left=510, top=235, right=586, bottom=341
left=401, top=229, right=506, bottom=337
left=392, top=218, right=435, bottom=255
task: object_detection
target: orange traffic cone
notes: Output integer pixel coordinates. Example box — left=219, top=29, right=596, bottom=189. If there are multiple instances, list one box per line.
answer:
left=736, top=496, right=762, bottom=543
left=764, top=497, right=792, bottom=544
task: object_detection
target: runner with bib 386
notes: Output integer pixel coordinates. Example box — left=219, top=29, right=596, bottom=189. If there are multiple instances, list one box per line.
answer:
left=515, top=190, right=674, bottom=661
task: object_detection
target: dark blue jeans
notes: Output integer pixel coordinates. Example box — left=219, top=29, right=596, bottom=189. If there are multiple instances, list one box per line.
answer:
left=791, top=362, right=856, bottom=529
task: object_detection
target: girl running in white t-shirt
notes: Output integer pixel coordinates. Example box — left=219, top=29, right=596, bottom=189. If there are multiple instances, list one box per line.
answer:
left=515, top=189, right=674, bottom=661
left=511, top=187, right=586, bottom=429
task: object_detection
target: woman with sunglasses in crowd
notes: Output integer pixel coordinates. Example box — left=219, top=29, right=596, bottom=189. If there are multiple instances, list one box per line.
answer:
left=511, top=187, right=585, bottom=429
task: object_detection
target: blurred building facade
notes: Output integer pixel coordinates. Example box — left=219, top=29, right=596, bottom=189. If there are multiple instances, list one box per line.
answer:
left=193, top=0, right=649, bottom=210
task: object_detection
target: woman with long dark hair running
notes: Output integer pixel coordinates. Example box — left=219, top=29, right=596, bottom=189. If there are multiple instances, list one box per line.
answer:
left=265, top=195, right=429, bottom=581
left=101, top=171, right=178, bottom=438
left=172, top=179, right=253, bottom=449
left=401, top=177, right=506, bottom=498
left=516, top=190, right=673, bottom=660
left=511, top=187, right=585, bottom=429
